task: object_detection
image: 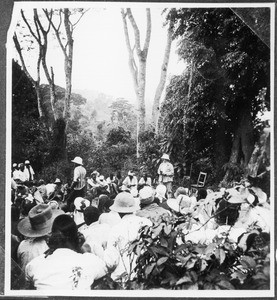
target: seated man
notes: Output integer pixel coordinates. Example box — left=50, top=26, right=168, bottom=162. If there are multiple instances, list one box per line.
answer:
left=122, top=171, right=138, bottom=197
left=136, top=186, right=170, bottom=223
left=138, top=171, right=152, bottom=191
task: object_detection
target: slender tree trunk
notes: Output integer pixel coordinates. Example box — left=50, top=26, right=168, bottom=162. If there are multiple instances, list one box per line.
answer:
left=152, top=20, right=173, bottom=133
left=137, top=58, right=147, bottom=132
left=121, top=8, right=151, bottom=157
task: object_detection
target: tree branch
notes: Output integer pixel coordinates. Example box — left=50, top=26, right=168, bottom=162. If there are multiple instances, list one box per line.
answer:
left=121, top=9, right=139, bottom=90
left=126, top=8, right=141, bottom=57
left=21, top=9, right=39, bottom=43
left=13, top=32, right=36, bottom=86
left=72, top=8, right=89, bottom=28
left=44, top=8, right=67, bottom=57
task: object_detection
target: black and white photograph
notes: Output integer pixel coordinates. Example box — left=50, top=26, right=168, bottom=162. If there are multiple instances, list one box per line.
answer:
left=1, top=0, right=275, bottom=297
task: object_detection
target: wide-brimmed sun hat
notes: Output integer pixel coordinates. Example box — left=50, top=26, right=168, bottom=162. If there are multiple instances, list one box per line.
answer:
left=74, top=197, right=90, bottom=211
left=110, top=192, right=140, bottom=213
left=161, top=153, right=170, bottom=160
left=71, top=156, right=83, bottom=165
left=139, top=186, right=154, bottom=205
left=167, top=195, right=192, bottom=213
left=12, top=163, right=17, bottom=168
left=24, top=160, right=30, bottom=165
left=17, top=203, right=64, bottom=238
left=155, top=184, right=167, bottom=201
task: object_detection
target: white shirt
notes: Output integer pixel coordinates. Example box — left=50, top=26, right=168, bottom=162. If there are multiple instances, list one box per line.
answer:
left=17, top=238, right=48, bottom=272
left=158, top=161, right=174, bottom=183
left=73, top=166, right=87, bottom=190
left=138, top=177, right=152, bottom=186
left=99, top=211, right=121, bottom=227
left=25, top=248, right=118, bottom=290
left=13, top=169, right=21, bottom=181
left=16, top=170, right=28, bottom=182
left=23, top=165, right=35, bottom=181
left=122, top=176, right=138, bottom=189
left=79, top=221, right=111, bottom=249
left=107, top=214, right=152, bottom=281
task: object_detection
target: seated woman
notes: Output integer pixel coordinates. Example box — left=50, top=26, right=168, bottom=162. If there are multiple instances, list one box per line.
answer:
left=25, top=214, right=118, bottom=290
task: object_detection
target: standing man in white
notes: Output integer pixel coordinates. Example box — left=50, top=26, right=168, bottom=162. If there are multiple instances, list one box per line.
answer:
left=67, top=156, right=87, bottom=212
left=157, top=153, right=174, bottom=198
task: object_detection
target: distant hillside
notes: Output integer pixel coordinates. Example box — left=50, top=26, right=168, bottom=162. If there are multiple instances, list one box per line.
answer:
left=73, top=89, right=116, bottom=122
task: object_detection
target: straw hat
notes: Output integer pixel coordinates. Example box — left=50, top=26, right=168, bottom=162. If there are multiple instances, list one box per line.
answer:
left=110, top=192, right=140, bottom=213
left=74, top=197, right=90, bottom=211
left=17, top=203, right=64, bottom=238
left=161, top=153, right=170, bottom=161
left=71, top=156, right=83, bottom=165
left=139, top=186, right=154, bottom=205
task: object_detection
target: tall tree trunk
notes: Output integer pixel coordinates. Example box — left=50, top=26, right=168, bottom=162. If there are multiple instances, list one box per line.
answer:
left=50, top=118, right=67, bottom=161
left=121, top=8, right=151, bottom=157
left=152, top=19, right=173, bottom=133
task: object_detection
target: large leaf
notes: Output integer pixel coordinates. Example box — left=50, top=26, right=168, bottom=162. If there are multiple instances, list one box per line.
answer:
left=145, top=263, right=156, bottom=278
left=176, top=275, right=193, bottom=285
left=200, top=259, right=208, bottom=272
left=205, top=243, right=217, bottom=255
left=176, top=254, right=191, bottom=266
left=214, top=248, right=226, bottom=264
left=150, top=246, right=169, bottom=257
left=157, top=256, right=169, bottom=266
left=240, top=255, right=256, bottom=269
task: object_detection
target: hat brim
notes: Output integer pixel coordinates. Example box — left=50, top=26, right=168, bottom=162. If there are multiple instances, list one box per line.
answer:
left=17, top=209, right=64, bottom=238
left=167, top=198, right=192, bottom=213
left=110, top=203, right=140, bottom=213
left=166, top=198, right=182, bottom=212
left=71, top=159, right=83, bottom=165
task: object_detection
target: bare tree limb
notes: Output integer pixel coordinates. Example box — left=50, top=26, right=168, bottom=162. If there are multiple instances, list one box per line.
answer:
left=72, top=8, right=90, bottom=28
left=44, top=8, right=67, bottom=56
left=121, top=9, right=139, bottom=90
left=143, top=8, right=151, bottom=56
left=152, top=18, right=173, bottom=132
left=21, top=9, right=39, bottom=43
left=13, top=32, right=44, bottom=118
left=126, top=8, right=141, bottom=57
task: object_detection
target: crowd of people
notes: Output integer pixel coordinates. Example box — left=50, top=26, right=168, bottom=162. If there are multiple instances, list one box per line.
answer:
left=10, top=154, right=271, bottom=291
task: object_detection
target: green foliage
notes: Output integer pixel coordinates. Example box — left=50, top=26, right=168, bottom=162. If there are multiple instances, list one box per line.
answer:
left=109, top=98, right=137, bottom=138
left=12, top=60, right=52, bottom=172
left=36, top=159, right=72, bottom=183
left=159, top=8, right=270, bottom=186
left=128, top=215, right=269, bottom=290
left=138, top=129, right=162, bottom=181
left=86, top=127, right=137, bottom=176
left=106, top=127, right=132, bottom=146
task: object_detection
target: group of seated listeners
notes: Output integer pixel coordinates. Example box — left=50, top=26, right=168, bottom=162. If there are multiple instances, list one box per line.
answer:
left=10, top=163, right=271, bottom=290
